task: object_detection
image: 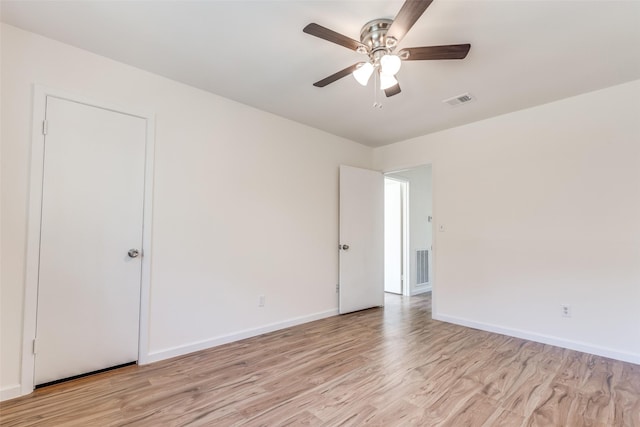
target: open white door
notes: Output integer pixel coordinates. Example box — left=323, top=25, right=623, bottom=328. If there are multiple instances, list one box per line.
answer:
left=339, top=165, right=384, bottom=314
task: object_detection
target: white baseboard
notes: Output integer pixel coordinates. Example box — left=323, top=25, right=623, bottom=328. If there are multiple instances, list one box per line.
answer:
left=433, top=313, right=640, bottom=365
left=1, top=384, right=22, bottom=402
left=143, top=309, right=339, bottom=364
left=411, top=283, right=432, bottom=296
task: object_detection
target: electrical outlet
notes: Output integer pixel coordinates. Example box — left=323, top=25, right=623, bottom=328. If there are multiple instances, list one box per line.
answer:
left=259, top=295, right=265, bottom=307
left=561, top=304, right=571, bottom=318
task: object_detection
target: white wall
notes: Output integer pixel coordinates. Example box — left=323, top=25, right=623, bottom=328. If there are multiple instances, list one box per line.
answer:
left=374, top=80, right=640, bottom=363
left=0, top=24, right=372, bottom=399
left=387, top=165, right=433, bottom=295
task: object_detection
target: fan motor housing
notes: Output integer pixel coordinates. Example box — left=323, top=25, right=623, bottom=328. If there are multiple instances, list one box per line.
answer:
left=360, top=18, right=393, bottom=57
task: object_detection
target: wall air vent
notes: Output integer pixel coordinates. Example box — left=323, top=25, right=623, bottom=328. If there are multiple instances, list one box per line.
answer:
left=443, top=92, right=475, bottom=107
left=416, top=249, right=429, bottom=285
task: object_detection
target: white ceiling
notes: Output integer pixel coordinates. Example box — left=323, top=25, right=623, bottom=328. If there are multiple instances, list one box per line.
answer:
left=2, top=0, right=640, bottom=147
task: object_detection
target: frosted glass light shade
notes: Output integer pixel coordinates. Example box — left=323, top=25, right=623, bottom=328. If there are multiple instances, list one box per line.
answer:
left=380, top=54, right=402, bottom=75
left=379, top=72, right=398, bottom=90
left=352, top=62, right=374, bottom=86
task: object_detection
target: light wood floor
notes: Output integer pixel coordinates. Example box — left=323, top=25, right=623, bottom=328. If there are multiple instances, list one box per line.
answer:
left=1, top=293, right=639, bottom=426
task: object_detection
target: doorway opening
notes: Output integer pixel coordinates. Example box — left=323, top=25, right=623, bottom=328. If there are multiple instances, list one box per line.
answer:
left=384, top=177, right=408, bottom=295
left=384, top=165, right=433, bottom=297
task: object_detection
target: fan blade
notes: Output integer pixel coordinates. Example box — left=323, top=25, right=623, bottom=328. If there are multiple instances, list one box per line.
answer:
left=384, top=83, right=402, bottom=97
left=399, top=44, right=471, bottom=60
left=387, top=0, right=433, bottom=43
left=303, top=23, right=365, bottom=52
left=313, top=63, right=360, bottom=87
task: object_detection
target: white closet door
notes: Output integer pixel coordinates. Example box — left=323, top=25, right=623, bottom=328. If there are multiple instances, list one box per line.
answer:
left=339, top=165, right=384, bottom=314
left=35, top=96, right=146, bottom=385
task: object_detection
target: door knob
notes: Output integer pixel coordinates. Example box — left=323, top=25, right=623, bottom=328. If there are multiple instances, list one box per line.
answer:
left=128, top=249, right=140, bottom=258
left=341, top=244, right=350, bottom=251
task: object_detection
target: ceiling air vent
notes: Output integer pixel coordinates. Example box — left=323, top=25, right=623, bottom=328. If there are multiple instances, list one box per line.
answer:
left=443, top=92, right=475, bottom=106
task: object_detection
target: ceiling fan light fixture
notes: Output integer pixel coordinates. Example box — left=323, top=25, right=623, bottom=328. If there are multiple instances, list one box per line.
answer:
left=303, top=0, right=472, bottom=99
left=379, top=72, right=398, bottom=90
left=352, top=62, right=374, bottom=86
left=380, top=54, right=402, bottom=75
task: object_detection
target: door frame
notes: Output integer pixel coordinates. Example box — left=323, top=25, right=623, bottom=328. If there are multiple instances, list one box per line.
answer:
left=21, top=85, right=155, bottom=396
left=384, top=164, right=435, bottom=303
left=383, top=176, right=410, bottom=296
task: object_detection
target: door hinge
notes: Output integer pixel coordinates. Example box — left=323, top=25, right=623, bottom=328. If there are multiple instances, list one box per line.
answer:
left=32, top=339, right=37, bottom=355
left=42, top=120, right=48, bottom=136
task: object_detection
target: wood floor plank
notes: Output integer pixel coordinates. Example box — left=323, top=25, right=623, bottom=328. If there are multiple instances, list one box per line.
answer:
left=481, top=405, right=526, bottom=427
left=439, top=392, right=497, bottom=427
left=318, top=403, right=377, bottom=427
left=356, top=398, right=418, bottom=426
left=1, top=293, right=639, bottom=426
left=489, top=341, right=564, bottom=418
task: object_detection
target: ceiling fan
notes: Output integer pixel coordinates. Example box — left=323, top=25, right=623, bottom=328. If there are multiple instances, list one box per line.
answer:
left=303, top=0, right=470, bottom=98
